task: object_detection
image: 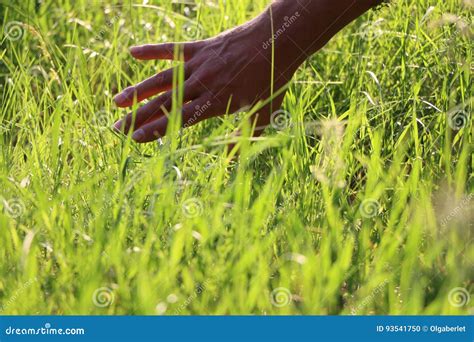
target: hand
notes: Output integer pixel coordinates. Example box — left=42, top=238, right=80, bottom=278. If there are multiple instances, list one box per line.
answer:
left=113, top=0, right=382, bottom=144
left=113, top=20, right=297, bottom=143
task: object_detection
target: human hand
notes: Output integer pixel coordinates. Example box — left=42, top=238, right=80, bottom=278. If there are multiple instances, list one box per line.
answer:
left=112, top=19, right=296, bottom=143
left=113, top=0, right=383, bottom=144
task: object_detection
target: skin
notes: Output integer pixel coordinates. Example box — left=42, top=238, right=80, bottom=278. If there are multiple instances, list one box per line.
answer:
left=113, top=0, right=384, bottom=143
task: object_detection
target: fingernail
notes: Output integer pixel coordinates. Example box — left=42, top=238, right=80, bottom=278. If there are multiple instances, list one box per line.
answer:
left=114, top=87, right=135, bottom=104
left=130, top=46, right=142, bottom=57
left=132, top=129, right=145, bottom=142
left=112, top=120, right=123, bottom=132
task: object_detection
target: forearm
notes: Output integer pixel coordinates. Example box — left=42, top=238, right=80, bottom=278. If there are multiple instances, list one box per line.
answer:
left=246, top=0, right=383, bottom=72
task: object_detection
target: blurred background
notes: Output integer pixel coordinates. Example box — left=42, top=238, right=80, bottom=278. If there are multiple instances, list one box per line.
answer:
left=0, top=0, right=472, bottom=315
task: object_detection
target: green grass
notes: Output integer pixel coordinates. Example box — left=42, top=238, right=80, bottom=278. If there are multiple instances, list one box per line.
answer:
left=0, top=0, right=472, bottom=315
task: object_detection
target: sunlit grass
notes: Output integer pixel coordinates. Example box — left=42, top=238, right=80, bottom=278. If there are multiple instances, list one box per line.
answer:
left=0, top=0, right=472, bottom=315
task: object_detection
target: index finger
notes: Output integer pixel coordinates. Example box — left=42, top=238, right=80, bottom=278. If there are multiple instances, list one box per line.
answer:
left=130, top=42, right=201, bottom=61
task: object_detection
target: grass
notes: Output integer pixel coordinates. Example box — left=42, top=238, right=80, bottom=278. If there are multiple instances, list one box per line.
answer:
left=0, top=0, right=472, bottom=315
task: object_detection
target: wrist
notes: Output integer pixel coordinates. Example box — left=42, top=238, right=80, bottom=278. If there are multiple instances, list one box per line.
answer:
left=251, top=0, right=383, bottom=67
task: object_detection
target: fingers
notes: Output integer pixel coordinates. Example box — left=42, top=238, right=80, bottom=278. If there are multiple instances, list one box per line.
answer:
left=113, top=90, right=173, bottom=134
left=114, top=66, right=191, bottom=107
left=114, top=41, right=201, bottom=107
left=130, top=42, right=201, bottom=61
left=132, top=96, right=218, bottom=143
left=181, top=95, right=216, bottom=129
left=114, top=80, right=202, bottom=135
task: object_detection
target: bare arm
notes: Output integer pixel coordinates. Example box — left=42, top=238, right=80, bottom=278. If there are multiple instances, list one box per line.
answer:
left=113, top=0, right=384, bottom=143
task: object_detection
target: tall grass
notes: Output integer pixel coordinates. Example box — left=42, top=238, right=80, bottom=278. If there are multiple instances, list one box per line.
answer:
left=0, top=0, right=472, bottom=314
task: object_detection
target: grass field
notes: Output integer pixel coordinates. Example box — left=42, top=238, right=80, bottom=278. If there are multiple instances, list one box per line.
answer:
left=0, top=0, right=472, bottom=315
